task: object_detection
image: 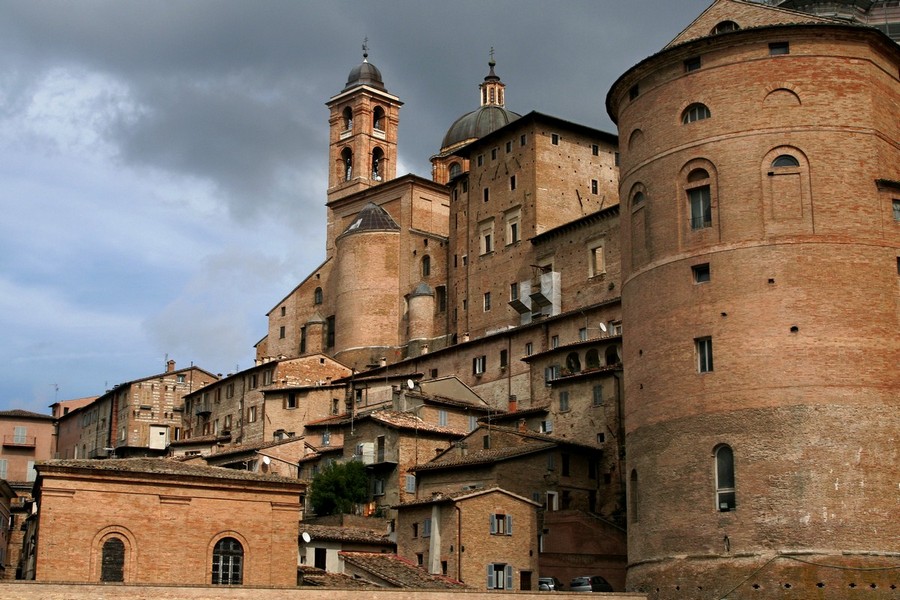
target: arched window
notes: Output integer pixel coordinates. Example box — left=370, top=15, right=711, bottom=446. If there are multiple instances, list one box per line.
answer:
left=100, top=538, right=125, bottom=582
left=449, top=162, right=462, bottom=178
left=341, top=148, right=353, bottom=181
left=373, top=106, right=385, bottom=131
left=372, top=147, right=384, bottom=181
left=565, top=352, right=581, bottom=374
left=682, top=103, right=711, bottom=124
left=772, top=155, right=799, bottom=168
left=632, top=191, right=645, bottom=207
left=314, top=287, right=323, bottom=305
left=212, top=537, right=244, bottom=585
left=715, top=445, right=736, bottom=512
left=422, top=255, right=431, bottom=278
left=630, top=469, right=639, bottom=523
left=585, top=349, right=601, bottom=370
left=711, top=20, right=740, bottom=35
left=687, top=168, right=712, bottom=230
left=342, top=107, right=353, bottom=131
left=605, top=345, right=620, bottom=366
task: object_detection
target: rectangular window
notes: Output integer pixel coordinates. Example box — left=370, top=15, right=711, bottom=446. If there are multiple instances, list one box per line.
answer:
left=26, top=460, right=36, bottom=482
left=491, top=148, right=497, bottom=160
left=248, top=374, right=258, bottom=389
left=224, top=415, right=232, bottom=430
left=326, top=316, right=336, bottom=348
left=592, top=144, right=599, bottom=156
left=541, top=420, right=553, bottom=433
left=286, top=393, right=298, bottom=409
left=280, top=306, right=286, bottom=316
left=551, top=335, right=559, bottom=349
left=696, top=337, right=714, bottom=373
left=468, top=415, right=478, bottom=431
left=505, top=210, right=520, bottom=245
left=405, top=474, right=416, bottom=493
left=510, top=282, right=519, bottom=301
left=509, top=175, right=516, bottom=190
left=438, top=409, right=448, bottom=427
left=322, top=430, right=331, bottom=446
left=561, top=453, right=570, bottom=476
left=591, top=179, right=599, bottom=194
left=473, top=355, right=486, bottom=375
left=614, top=152, right=620, bottom=167
left=629, top=84, right=639, bottom=100
left=520, top=134, right=526, bottom=146
left=500, top=349, right=508, bottom=369
left=483, top=291, right=491, bottom=311
left=436, top=286, right=447, bottom=312
left=422, top=518, right=432, bottom=538
left=177, top=374, right=186, bottom=384
left=487, top=563, right=514, bottom=590
left=525, top=342, right=533, bottom=356
left=477, top=154, right=484, bottom=167
left=247, top=405, right=257, bottom=423
left=462, top=180, right=468, bottom=192
left=769, top=41, right=790, bottom=55
left=893, top=199, right=900, bottom=221
left=689, top=186, right=712, bottom=229
left=373, top=478, right=385, bottom=496
left=13, top=426, right=26, bottom=444
left=692, top=263, right=711, bottom=283
left=505, top=140, right=512, bottom=153
left=226, top=383, right=234, bottom=399
left=544, top=364, right=560, bottom=384
left=559, top=391, right=570, bottom=412
left=263, top=370, right=274, bottom=385
left=483, top=188, right=489, bottom=203
left=590, top=244, right=605, bottom=277
left=579, top=327, right=588, bottom=341
left=412, top=523, right=419, bottom=538
left=592, top=385, right=603, bottom=406
left=551, top=133, right=560, bottom=145
left=480, top=219, right=494, bottom=254
left=684, top=56, right=701, bottom=72
left=490, top=513, right=513, bottom=536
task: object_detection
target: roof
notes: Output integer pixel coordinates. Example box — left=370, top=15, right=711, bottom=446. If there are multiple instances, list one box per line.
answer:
left=0, top=409, right=54, bottom=421
left=36, top=457, right=303, bottom=486
left=395, top=485, right=542, bottom=509
left=344, top=54, right=386, bottom=92
left=300, top=523, right=392, bottom=545
left=339, top=552, right=466, bottom=589
left=298, top=565, right=377, bottom=588
left=205, top=435, right=305, bottom=461
left=441, top=105, right=521, bottom=151
left=341, top=202, right=400, bottom=234
left=483, top=405, right=550, bottom=422
left=530, top=205, right=620, bottom=245
left=409, top=442, right=557, bottom=473
left=305, top=409, right=467, bottom=437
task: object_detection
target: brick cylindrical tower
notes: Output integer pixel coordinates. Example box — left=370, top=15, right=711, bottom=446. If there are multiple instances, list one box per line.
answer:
left=332, top=202, right=401, bottom=369
left=607, top=12, right=899, bottom=599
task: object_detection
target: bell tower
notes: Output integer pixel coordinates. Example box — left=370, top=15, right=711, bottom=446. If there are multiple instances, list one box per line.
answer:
left=325, top=43, right=402, bottom=205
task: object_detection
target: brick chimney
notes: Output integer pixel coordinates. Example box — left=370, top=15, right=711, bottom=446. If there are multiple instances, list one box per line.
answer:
left=166, top=359, right=176, bottom=373
left=508, top=394, right=518, bottom=412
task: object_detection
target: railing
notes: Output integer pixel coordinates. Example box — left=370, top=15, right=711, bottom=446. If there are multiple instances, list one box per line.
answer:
left=2, top=435, right=36, bottom=447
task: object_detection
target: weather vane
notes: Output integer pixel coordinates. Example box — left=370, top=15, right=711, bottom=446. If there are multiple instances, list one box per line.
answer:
left=363, top=37, right=369, bottom=60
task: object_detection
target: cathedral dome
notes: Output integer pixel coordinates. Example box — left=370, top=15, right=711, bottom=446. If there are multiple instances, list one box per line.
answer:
left=439, top=56, right=520, bottom=152
left=441, top=105, right=521, bottom=150
left=344, top=55, right=385, bottom=92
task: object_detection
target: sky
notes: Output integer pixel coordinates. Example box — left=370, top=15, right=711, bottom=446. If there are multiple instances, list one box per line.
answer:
left=0, top=0, right=717, bottom=413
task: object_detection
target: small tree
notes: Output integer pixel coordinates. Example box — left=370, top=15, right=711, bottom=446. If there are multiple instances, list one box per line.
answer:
left=309, top=460, right=369, bottom=516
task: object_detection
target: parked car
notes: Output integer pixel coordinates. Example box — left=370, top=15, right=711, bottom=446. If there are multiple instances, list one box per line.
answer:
left=569, top=575, right=614, bottom=592
left=538, top=576, right=564, bottom=591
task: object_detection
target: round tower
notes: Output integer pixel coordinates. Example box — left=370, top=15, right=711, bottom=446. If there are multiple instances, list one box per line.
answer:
left=407, top=281, right=435, bottom=354
left=332, top=202, right=401, bottom=369
left=607, top=13, right=899, bottom=599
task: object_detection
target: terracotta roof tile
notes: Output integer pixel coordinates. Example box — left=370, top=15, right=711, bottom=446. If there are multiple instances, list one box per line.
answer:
left=410, top=442, right=556, bottom=472
left=339, top=552, right=466, bottom=588
left=300, top=524, right=392, bottom=545
left=0, top=409, right=54, bottom=420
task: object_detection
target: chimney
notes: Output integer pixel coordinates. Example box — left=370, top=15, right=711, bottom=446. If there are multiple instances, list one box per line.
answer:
left=518, top=418, right=527, bottom=433
left=380, top=357, right=387, bottom=367
left=508, top=394, right=518, bottom=412
left=166, top=360, right=176, bottom=373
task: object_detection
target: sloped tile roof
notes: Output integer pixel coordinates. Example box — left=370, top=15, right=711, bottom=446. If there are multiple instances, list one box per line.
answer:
left=339, top=552, right=466, bottom=589
left=0, top=409, right=54, bottom=420
left=300, top=523, right=392, bottom=545
left=410, top=442, right=556, bottom=472
left=305, top=409, right=466, bottom=437
left=298, top=565, right=376, bottom=588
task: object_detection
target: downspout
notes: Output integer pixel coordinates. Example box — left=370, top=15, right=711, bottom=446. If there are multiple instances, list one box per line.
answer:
left=455, top=503, right=463, bottom=582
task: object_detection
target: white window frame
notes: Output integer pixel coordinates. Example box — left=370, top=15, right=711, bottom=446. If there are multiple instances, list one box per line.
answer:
left=696, top=337, right=714, bottom=373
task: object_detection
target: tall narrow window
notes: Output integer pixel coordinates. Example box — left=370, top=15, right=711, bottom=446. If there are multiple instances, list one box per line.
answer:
left=630, top=469, right=639, bottom=522
left=212, top=537, right=244, bottom=585
left=373, top=106, right=385, bottom=131
left=371, top=147, right=384, bottom=181
left=696, top=337, right=714, bottom=373
left=893, top=199, right=900, bottom=221
left=551, top=133, right=560, bottom=145
left=687, top=169, right=712, bottom=229
left=342, top=106, right=353, bottom=130
left=715, top=445, right=736, bottom=511
left=422, top=255, right=431, bottom=277
left=341, top=148, right=353, bottom=181
left=326, top=315, right=335, bottom=348
left=314, top=287, right=323, bottom=305
left=101, top=538, right=125, bottom=582
left=483, top=291, right=491, bottom=311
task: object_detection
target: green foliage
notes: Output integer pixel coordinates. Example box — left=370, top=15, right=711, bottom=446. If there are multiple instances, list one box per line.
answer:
left=308, top=460, right=369, bottom=516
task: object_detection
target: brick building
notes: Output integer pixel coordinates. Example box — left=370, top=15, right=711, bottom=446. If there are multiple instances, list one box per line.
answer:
left=606, top=0, right=900, bottom=596
left=394, top=487, right=540, bottom=590
left=27, top=458, right=302, bottom=586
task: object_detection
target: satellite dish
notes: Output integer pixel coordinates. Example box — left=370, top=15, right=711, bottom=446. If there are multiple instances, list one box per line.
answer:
left=262, top=456, right=271, bottom=465
left=301, top=532, right=312, bottom=543
left=407, top=379, right=415, bottom=390
left=599, top=322, right=608, bottom=333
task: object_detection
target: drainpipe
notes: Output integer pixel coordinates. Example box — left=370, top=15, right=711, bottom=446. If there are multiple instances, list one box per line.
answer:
left=455, top=504, right=463, bottom=582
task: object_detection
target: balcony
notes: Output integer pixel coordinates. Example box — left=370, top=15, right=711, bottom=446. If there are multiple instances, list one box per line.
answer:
left=3, top=435, right=36, bottom=448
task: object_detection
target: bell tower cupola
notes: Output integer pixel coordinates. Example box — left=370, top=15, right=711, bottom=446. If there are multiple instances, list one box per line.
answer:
left=326, top=41, right=403, bottom=204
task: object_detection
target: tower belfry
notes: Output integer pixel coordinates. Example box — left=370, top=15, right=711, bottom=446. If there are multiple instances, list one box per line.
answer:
left=325, top=45, right=402, bottom=205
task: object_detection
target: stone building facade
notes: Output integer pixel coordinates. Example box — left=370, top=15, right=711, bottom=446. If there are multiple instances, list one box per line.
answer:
left=606, top=0, right=900, bottom=597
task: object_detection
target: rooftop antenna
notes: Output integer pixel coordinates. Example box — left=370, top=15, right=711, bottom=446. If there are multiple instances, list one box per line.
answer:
left=50, top=383, right=58, bottom=403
